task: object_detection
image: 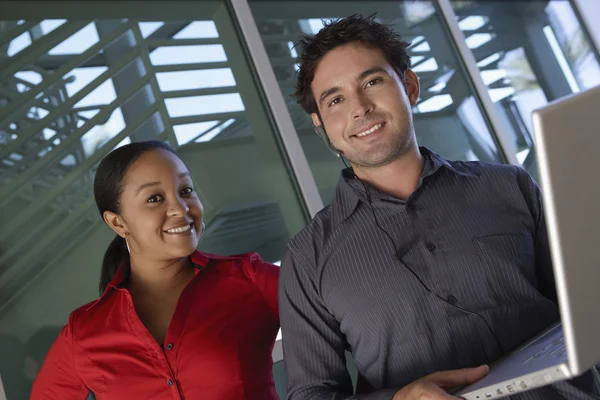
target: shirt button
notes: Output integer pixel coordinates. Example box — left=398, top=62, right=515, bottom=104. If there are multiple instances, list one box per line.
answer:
left=166, top=343, right=173, bottom=351
left=406, top=203, right=415, bottom=211
left=167, top=379, right=173, bottom=386
left=426, top=242, right=436, bottom=251
left=447, top=295, right=458, bottom=305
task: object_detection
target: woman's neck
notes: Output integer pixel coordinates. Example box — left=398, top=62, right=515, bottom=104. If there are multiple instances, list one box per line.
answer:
left=127, top=254, right=195, bottom=295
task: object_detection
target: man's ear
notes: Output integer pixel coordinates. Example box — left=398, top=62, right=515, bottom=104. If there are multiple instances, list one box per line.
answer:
left=311, top=113, right=321, bottom=128
left=103, top=210, right=128, bottom=238
left=404, top=69, right=420, bottom=106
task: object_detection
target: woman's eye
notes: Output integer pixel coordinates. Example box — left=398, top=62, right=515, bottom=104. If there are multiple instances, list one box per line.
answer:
left=147, top=195, right=162, bottom=203
left=181, top=187, right=194, bottom=195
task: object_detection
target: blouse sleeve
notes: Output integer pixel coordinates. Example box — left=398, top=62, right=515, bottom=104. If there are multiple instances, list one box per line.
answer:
left=30, top=315, right=89, bottom=399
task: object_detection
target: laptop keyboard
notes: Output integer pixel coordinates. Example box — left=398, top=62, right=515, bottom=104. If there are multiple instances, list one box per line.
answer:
left=524, top=337, right=566, bottom=363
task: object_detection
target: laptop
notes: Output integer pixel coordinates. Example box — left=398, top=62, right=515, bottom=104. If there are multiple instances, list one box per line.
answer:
left=454, top=84, right=600, bottom=399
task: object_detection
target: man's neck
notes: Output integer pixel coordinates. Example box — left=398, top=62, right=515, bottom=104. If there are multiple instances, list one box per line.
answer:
left=352, top=146, right=424, bottom=201
left=128, top=254, right=195, bottom=296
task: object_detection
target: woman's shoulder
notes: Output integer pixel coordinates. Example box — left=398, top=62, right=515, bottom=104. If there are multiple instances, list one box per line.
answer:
left=66, top=292, right=116, bottom=333
left=193, top=250, right=269, bottom=267
left=47, top=298, right=102, bottom=346
left=193, top=250, right=278, bottom=280
left=192, top=250, right=259, bottom=262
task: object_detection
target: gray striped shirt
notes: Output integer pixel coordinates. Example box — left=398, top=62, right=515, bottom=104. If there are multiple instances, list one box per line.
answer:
left=279, top=147, right=598, bottom=400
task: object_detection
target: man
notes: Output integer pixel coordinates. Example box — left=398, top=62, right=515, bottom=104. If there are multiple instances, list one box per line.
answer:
left=279, top=14, right=599, bottom=400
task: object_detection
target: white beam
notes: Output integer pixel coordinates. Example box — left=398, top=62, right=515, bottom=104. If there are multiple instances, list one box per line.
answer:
left=0, top=21, right=88, bottom=83
left=0, top=21, right=136, bottom=127
left=0, top=77, right=153, bottom=222
left=435, top=0, right=519, bottom=165
left=0, top=47, right=142, bottom=159
left=230, top=0, right=324, bottom=217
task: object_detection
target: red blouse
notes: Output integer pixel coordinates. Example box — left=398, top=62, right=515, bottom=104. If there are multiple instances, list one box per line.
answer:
left=30, top=251, right=280, bottom=400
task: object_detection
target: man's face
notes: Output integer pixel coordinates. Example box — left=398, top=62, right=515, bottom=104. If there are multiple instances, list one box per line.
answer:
left=310, top=42, right=420, bottom=169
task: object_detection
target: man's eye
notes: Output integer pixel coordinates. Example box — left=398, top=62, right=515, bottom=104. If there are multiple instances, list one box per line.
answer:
left=329, top=97, right=342, bottom=107
left=366, top=78, right=381, bottom=87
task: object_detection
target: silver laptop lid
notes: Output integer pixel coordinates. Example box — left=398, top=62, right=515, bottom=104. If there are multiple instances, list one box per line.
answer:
left=532, top=84, right=600, bottom=376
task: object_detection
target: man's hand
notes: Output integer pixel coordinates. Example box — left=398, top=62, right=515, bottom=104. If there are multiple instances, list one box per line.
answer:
left=392, top=365, right=489, bottom=399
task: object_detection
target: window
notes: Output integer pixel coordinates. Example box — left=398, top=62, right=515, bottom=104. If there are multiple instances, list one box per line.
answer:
left=0, top=4, right=306, bottom=398
left=249, top=0, right=504, bottom=204
left=450, top=0, right=600, bottom=180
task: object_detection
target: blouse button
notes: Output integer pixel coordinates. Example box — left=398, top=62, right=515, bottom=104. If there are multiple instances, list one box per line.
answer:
left=166, top=343, right=173, bottom=351
left=167, top=379, right=173, bottom=386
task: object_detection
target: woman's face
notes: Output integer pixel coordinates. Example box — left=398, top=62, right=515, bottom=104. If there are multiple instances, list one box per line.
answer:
left=105, top=149, right=204, bottom=260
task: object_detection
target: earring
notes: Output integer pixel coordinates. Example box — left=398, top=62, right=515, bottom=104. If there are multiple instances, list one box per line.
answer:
left=124, top=236, right=131, bottom=253
left=199, top=222, right=205, bottom=238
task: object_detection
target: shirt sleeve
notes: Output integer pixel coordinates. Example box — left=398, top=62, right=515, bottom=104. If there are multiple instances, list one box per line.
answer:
left=242, top=252, right=280, bottom=323
left=30, top=316, right=89, bottom=400
left=279, top=248, right=398, bottom=400
left=517, top=167, right=557, bottom=305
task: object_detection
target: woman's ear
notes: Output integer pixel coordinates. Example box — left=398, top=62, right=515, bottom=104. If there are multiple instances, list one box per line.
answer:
left=103, top=211, right=128, bottom=238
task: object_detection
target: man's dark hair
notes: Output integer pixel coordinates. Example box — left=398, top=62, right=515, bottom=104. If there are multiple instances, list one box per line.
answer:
left=293, top=14, right=412, bottom=115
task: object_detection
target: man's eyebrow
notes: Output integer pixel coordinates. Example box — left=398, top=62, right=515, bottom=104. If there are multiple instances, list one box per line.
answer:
left=318, top=67, right=390, bottom=106
left=319, top=86, right=341, bottom=106
left=358, top=66, right=388, bottom=81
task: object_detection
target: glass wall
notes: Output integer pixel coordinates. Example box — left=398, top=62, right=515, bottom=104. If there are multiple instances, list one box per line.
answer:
left=248, top=0, right=505, bottom=204
left=0, top=0, right=598, bottom=399
left=0, top=2, right=306, bottom=399
left=450, top=0, right=600, bottom=180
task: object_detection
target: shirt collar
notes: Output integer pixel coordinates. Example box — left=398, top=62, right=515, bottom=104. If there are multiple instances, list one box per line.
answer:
left=88, top=250, right=211, bottom=311
left=329, top=146, right=478, bottom=227
left=424, top=147, right=479, bottom=179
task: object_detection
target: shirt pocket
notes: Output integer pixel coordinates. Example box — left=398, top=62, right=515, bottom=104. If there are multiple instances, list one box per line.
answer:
left=473, top=233, right=539, bottom=305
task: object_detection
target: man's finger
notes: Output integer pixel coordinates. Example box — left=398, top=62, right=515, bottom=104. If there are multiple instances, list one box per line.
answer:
left=426, top=365, right=489, bottom=387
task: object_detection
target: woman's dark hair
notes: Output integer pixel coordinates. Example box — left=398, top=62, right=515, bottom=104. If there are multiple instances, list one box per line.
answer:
left=94, top=140, right=178, bottom=295
left=293, top=14, right=412, bottom=114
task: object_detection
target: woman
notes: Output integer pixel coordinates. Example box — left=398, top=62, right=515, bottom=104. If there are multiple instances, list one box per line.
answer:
left=30, top=141, right=280, bottom=400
